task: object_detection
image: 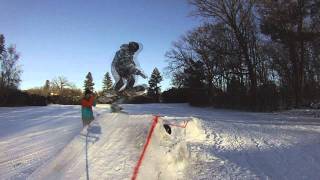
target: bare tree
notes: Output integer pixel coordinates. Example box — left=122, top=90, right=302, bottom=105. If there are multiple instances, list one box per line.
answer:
left=189, top=0, right=260, bottom=106
left=51, top=76, right=74, bottom=95
left=0, top=45, right=22, bottom=89
left=259, top=0, right=320, bottom=106
left=166, top=23, right=241, bottom=98
left=164, top=0, right=320, bottom=110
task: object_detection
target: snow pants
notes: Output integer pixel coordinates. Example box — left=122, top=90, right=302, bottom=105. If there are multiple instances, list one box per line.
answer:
left=81, top=107, right=94, bottom=126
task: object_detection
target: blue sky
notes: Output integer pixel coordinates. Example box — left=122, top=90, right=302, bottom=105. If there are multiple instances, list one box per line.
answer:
left=0, top=0, right=200, bottom=91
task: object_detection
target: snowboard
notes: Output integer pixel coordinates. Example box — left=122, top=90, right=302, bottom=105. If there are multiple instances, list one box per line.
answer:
left=120, top=84, right=147, bottom=97
left=110, top=84, right=147, bottom=113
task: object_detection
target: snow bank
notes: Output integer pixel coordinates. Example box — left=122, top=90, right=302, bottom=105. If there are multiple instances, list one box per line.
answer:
left=185, top=118, right=206, bottom=142
left=119, top=116, right=207, bottom=180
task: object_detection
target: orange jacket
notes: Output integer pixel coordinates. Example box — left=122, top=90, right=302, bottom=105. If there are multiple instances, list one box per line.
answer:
left=81, top=96, right=95, bottom=108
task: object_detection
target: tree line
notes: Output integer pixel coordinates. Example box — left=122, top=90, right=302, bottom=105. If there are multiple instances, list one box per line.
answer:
left=26, top=67, right=164, bottom=105
left=165, top=0, right=320, bottom=111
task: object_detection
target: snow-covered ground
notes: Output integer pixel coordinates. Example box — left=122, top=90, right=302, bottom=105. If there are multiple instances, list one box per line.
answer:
left=1, top=103, right=320, bottom=179
left=0, top=105, right=109, bottom=179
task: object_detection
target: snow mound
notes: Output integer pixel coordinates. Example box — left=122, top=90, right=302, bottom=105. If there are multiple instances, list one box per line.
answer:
left=29, top=114, right=207, bottom=179
left=185, top=118, right=206, bottom=142
left=122, top=116, right=207, bottom=180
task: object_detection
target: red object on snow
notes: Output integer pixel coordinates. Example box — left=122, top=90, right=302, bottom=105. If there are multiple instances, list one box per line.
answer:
left=131, top=116, right=159, bottom=180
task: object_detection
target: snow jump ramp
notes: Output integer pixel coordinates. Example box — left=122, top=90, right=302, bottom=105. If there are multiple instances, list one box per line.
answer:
left=29, top=113, right=206, bottom=180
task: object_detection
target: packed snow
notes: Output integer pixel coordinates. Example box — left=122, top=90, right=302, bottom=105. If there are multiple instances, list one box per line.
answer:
left=0, top=105, right=109, bottom=179
left=1, top=103, right=320, bottom=179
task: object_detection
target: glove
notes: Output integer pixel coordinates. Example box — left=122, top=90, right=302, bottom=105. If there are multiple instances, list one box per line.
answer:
left=140, top=73, right=147, bottom=79
left=136, top=70, right=147, bottom=79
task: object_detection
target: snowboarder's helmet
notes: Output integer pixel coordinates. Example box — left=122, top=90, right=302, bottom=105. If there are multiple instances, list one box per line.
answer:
left=128, top=42, right=139, bottom=52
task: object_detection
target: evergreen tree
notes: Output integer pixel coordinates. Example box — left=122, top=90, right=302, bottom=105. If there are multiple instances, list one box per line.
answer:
left=102, top=72, right=113, bottom=94
left=0, top=34, right=4, bottom=55
left=148, top=68, right=163, bottom=98
left=44, top=80, right=50, bottom=90
left=84, top=72, right=94, bottom=92
left=43, top=80, right=50, bottom=96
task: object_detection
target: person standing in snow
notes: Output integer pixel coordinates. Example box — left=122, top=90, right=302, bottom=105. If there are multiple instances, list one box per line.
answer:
left=111, top=41, right=147, bottom=93
left=81, top=89, right=96, bottom=127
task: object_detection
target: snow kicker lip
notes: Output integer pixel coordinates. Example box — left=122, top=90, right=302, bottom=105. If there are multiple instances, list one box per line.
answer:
left=132, top=116, right=192, bottom=179
left=163, top=119, right=189, bottom=135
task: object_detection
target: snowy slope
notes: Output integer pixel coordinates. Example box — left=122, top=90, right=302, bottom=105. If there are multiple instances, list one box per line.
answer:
left=30, top=114, right=155, bottom=179
left=1, top=103, right=320, bottom=179
left=0, top=105, right=109, bottom=179
left=29, top=113, right=206, bottom=180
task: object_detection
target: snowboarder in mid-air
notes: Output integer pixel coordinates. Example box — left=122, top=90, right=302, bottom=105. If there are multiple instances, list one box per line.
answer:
left=112, top=41, right=147, bottom=93
left=110, top=41, right=147, bottom=112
